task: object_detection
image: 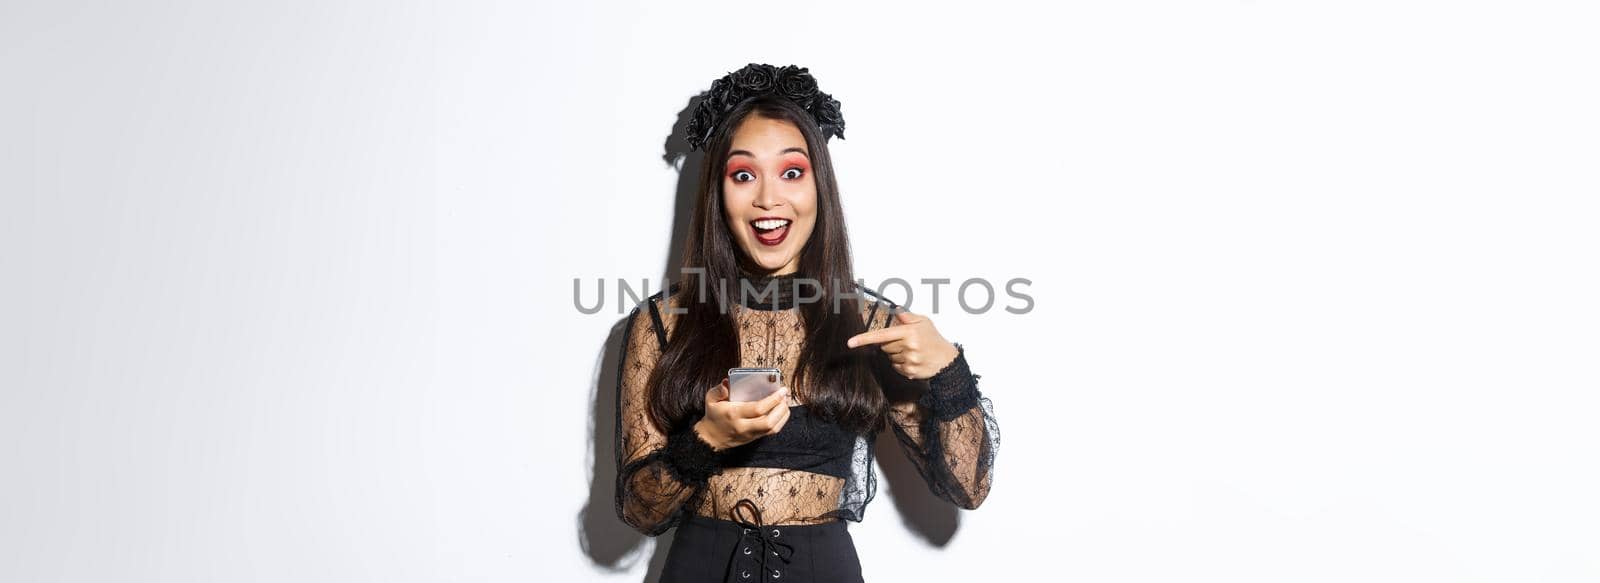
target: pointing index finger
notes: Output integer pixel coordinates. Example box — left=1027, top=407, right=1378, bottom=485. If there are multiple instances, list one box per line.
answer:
left=846, top=325, right=911, bottom=348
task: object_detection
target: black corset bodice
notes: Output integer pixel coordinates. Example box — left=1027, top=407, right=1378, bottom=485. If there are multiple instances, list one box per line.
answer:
left=717, top=405, right=857, bottom=478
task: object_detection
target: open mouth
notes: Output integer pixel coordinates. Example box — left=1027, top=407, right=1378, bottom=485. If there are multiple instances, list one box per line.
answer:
left=750, top=217, right=791, bottom=247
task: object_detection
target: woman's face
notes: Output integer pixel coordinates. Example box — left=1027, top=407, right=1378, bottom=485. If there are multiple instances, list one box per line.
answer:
left=721, top=115, right=818, bottom=276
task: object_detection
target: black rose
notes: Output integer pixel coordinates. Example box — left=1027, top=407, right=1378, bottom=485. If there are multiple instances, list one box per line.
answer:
left=705, top=77, right=740, bottom=113
left=705, top=77, right=729, bottom=101
left=685, top=101, right=717, bottom=150
left=716, top=87, right=749, bottom=113
left=811, top=93, right=846, bottom=140
left=775, top=66, right=819, bottom=108
left=730, top=63, right=776, bottom=93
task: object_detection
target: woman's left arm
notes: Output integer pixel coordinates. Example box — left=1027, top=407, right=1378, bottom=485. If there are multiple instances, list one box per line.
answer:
left=850, top=310, right=1000, bottom=510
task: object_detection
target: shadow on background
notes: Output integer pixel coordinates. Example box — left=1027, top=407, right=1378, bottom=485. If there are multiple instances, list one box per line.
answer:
left=575, top=94, right=959, bottom=582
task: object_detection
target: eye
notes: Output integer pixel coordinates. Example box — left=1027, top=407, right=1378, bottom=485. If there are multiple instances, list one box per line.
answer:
left=730, top=169, right=755, bottom=182
left=782, top=167, right=805, bottom=180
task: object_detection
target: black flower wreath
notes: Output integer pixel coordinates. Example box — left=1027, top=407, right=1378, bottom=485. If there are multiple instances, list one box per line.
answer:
left=684, top=63, right=845, bottom=151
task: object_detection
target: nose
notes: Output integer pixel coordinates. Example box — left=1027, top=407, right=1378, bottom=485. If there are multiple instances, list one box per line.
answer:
left=752, top=179, right=782, bottom=210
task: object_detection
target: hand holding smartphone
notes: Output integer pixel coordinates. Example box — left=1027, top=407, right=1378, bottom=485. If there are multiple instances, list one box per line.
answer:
left=697, top=369, right=791, bottom=450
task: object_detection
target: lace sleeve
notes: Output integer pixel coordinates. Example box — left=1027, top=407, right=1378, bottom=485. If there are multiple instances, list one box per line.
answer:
left=613, top=296, right=722, bottom=536
left=868, top=302, right=999, bottom=510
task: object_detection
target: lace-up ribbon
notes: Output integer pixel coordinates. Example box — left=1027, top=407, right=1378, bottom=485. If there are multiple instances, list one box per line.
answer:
left=728, top=498, right=795, bottom=581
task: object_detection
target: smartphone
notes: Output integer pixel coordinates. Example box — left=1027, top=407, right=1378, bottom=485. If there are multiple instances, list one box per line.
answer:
left=727, top=367, right=783, bottom=402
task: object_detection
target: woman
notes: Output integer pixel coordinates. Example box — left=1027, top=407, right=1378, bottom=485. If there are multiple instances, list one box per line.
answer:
left=614, top=63, right=999, bottom=583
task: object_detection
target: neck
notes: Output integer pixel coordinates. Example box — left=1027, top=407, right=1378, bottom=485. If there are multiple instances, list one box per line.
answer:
left=735, top=269, right=802, bottom=311
left=737, top=261, right=799, bottom=278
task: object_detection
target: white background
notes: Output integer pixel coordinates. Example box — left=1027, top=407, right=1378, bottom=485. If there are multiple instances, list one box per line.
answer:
left=3, top=1, right=1598, bottom=581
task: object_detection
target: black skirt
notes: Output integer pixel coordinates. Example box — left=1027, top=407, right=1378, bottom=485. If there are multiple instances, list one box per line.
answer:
left=660, top=499, right=864, bottom=583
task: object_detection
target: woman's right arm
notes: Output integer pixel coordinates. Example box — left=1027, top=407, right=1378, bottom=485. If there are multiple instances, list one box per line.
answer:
left=613, top=298, right=720, bottom=536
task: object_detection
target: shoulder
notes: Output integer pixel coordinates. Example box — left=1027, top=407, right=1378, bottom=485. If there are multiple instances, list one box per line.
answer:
left=635, top=282, right=686, bottom=339
left=854, top=283, right=900, bottom=331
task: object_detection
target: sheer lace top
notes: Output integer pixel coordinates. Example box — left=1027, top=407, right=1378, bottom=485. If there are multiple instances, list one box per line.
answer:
left=613, top=273, right=1001, bottom=534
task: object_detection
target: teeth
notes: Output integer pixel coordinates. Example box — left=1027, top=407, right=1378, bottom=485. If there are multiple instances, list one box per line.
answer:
left=752, top=219, right=790, bottom=230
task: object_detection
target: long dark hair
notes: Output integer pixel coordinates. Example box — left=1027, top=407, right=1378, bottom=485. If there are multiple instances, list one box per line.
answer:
left=648, top=95, right=884, bottom=436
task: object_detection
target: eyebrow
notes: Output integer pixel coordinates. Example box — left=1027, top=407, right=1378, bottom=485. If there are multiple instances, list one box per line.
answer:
left=727, top=147, right=809, bottom=161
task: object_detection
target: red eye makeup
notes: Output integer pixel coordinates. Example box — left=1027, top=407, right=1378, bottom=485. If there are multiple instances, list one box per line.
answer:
left=724, top=153, right=811, bottom=181
left=782, top=154, right=811, bottom=172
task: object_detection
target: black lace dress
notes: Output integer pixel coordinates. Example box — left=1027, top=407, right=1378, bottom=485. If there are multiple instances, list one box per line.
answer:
left=614, top=272, right=1000, bottom=582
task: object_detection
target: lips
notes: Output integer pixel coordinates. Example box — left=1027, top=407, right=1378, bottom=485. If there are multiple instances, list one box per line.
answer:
left=750, top=217, right=791, bottom=247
